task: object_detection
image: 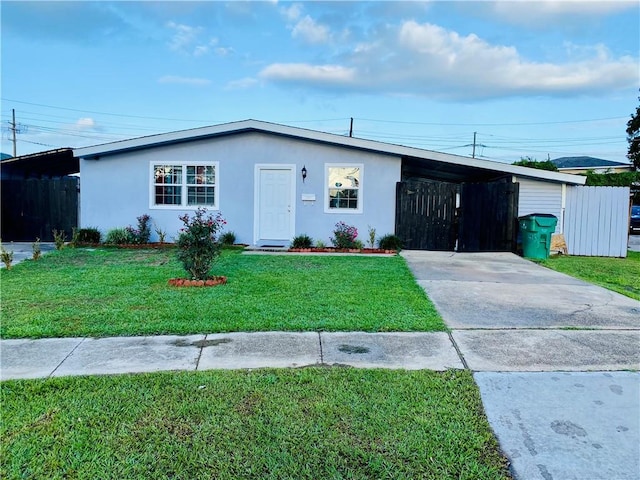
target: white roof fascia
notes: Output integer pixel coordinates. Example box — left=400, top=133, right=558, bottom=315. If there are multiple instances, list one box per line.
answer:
left=73, top=119, right=586, bottom=185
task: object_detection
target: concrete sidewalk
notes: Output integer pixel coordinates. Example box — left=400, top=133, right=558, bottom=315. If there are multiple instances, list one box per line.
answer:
left=0, top=332, right=463, bottom=381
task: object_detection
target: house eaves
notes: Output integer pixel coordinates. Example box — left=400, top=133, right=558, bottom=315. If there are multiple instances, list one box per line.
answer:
left=73, top=119, right=586, bottom=185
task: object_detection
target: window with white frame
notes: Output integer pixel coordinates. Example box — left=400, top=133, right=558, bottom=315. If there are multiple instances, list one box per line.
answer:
left=325, top=164, right=363, bottom=213
left=151, top=162, right=218, bottom=208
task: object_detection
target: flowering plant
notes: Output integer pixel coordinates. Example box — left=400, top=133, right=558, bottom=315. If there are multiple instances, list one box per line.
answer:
left=330, top=221, right=358, bottom=249
left=176, top=208, right=226, bottom=280
left=125, top=214, right=151, bottom=244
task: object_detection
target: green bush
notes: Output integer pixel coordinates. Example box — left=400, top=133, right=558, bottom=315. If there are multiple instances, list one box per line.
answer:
left=105, top=228, right=134, bottom=245
left=52, top=229, right=67, bottom=250
left=291, top=234, right=313, bottom=249
left=176, top=208, right=225, bottom=280
left=220, top=231, right=236, bottom=246
left=378, top=234, right=403, bottom=251
left=76, top=228, right=101, bottom=244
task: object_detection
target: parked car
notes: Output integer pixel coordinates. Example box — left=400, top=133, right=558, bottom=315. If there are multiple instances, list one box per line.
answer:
left=631, top=205, right=640, bottom=234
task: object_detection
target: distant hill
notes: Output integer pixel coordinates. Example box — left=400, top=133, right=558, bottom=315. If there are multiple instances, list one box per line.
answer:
left=551, top=156, right=631, bottom=169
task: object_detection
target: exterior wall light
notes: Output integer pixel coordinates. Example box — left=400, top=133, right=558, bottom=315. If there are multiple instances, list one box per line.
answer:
left=301, top=165, right=307, bottom=183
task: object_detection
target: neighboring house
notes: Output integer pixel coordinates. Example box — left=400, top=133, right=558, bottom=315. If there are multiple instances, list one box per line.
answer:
left=74, top=120, right=586, bottom=250
left=0, top=148, right=79, bottom=242
left=551, top=156, right=634, bottom=175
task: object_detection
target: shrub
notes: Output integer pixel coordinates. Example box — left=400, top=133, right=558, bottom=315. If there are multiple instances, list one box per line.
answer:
left=32, top=238, right=41, bottom=261
left=353, top=239, right=364, bottom=250
left=220, top=231, right=237, bottom=246
left=1, top=242, right=13, bottom=270
left=126, top=214, right=151, bottom=244
left=155, top=225, right=167, bottom=244
left=315, top=240, right=326, bottom=249
left=176, top=208, right=226, bottom=280
left=71, top=227, right=80, bottom=248
left=367, top=225, right=376, bottom=248
left=330, top=221, right=358, bottom=249
left=52, top=229, right=67, bottom=250
left=105, top=228, right=134, bottom=245
left=75, top=228, right=101, bottom=244
left=291, top=234, right=313, bottom=249
left=378, top=234, right=403, bottom=251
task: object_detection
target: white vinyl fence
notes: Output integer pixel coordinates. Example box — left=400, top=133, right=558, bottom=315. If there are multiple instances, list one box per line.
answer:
left=564, top=186, right=630, bottom=257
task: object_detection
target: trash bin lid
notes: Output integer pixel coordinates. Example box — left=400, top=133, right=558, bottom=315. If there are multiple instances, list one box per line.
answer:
left=531, top=213, right=557, bottom=228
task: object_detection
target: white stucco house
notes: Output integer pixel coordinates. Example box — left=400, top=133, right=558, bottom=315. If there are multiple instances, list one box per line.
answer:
left=73, top=119, right=586, bottom=250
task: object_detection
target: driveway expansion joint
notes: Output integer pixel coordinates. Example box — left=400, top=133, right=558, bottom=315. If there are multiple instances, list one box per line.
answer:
left=194, top=334, right=206, bottom=371
left=48, top=337, right=86, bottom=378
left=318, top=332, right=324, bottom=364
left=447, top=331, right=469, bottom=369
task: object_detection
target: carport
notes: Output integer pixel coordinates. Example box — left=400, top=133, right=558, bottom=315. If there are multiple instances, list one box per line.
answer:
left=396, top=155, right=521, bottom=252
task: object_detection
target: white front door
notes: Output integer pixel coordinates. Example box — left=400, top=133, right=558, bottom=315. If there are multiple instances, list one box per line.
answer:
left=255, top=166, right=294, bottom=243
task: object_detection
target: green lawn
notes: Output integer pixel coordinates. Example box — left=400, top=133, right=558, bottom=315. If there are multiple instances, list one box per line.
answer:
left=539, top=250, right=640, bottom=300
left=0, top=369, right=511, bottom=480
left=0, top=248, right=444, bottom=338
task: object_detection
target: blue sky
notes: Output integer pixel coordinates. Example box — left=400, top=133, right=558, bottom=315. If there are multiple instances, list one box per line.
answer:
left=2, top=1, right=638, bottom=163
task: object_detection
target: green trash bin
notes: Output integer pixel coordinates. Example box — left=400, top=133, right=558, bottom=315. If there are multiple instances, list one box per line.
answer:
left=518, top=214, right=558, bottom=259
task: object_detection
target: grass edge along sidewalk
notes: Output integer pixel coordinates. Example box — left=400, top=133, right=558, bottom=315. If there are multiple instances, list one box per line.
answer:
left=1, top=368, right=512, bottom=480
left=0, top=248, right=445, bottom=339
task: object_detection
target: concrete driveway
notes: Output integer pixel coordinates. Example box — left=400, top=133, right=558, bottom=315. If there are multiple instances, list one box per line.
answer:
left=402, top=250, right=640, bottom=480
left=0, top=241, right=56, bottom=267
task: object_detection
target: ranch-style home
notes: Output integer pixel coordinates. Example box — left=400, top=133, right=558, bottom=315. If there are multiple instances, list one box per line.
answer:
left=74, top=119, right=587, bottom=251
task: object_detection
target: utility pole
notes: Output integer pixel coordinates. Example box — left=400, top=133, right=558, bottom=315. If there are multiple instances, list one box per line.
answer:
left=472, top=131, right=477, bottom=158
left=11, top=109, right=17, bottom=157
left=349, top=117, right=353, bottom=138
left=7, top=109, right=26, bottom=157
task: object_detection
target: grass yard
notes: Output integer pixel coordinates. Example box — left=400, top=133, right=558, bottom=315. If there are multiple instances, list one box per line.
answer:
left=539, top=250, right=640, bottom=301
left=0, top=248, right=444, bottom=338
left=1, top=368, right=511, bottom=480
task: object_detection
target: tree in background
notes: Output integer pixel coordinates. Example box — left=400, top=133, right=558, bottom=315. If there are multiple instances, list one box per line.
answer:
left=627, top=96, right=640, bottom=171
left=512, top=156, right=558, bottom=171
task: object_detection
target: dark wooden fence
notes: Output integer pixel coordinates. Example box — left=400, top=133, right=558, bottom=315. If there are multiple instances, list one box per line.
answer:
left=396, top=178, right=519, bottom=252
left=1, top=177, right=78, bottom=241
left=457, top=179, right=519, bottom=252
left=395, top=180, right=458, bottom=250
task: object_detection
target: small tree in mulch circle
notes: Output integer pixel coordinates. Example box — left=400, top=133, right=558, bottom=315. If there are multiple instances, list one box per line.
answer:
left=176, top=208, right=226, bottom=280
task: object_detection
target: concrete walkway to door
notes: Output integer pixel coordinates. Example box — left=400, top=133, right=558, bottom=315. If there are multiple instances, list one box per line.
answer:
left=401, top=250, right=640, bottom=480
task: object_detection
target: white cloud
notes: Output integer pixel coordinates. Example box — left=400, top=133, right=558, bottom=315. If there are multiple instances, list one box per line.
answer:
left=215, top=46, right=234, bottom=56
left=158, top=75, right=211, bottom=86
left=291, top=15, right=330, bottom=44
left=166, top=22, right=230, bottom=57
left=491, top=0, right=636, bottom=26
left=260, top=63, right=356, bottom=85
left=225, top=77, right=259, bottom=90
left=280, top=3, right=302, bottom=22
left=76, top=117, right=96, bottom=129
left=166, top=21, right=202, bottom=53
left=260, top=20, right=638, bottom=100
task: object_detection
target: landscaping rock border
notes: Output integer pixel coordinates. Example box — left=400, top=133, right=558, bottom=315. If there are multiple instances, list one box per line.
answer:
left=168, top=276, right=227, bottom=287
left=288, top=248, right=397, bottom=254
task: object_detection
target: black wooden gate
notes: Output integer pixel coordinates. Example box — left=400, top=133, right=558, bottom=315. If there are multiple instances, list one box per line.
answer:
left=396, top=178, right=519, bottom=252
left=457, top=178, right=519, bottom=252
left=1, top=177, right=79, bottom=241
left=395, top=180, right=458, bottom=250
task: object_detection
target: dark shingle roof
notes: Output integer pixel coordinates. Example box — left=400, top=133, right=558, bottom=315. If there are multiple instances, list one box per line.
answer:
left=551, top=156, right=631, bottom=169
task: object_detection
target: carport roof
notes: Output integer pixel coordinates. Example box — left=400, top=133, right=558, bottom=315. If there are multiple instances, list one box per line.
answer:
left=0, top=148, right=78, bottom=178
left=74, top=119, right=586, bottom=185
